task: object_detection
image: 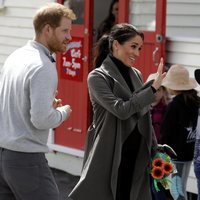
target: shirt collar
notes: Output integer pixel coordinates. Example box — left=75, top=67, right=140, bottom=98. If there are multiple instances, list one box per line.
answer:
left=28, top=40, right=55, bottom=62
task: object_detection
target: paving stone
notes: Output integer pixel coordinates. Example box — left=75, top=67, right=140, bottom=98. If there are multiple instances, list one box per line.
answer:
left=51, top=168, right=79, bottom=200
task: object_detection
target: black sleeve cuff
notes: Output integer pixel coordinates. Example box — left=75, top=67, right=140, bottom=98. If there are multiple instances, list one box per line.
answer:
left=151, top=86, right=157, bottom=93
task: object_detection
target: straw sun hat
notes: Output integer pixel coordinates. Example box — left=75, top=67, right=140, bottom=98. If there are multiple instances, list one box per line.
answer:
left=162, top=65, right=197, bottom=91
left=146, top=73, right=157, bottom=83
left=146, top=73, right=165, bottom=87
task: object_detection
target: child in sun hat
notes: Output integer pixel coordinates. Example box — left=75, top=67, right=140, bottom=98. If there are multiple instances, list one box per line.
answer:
left=160, top=65, right=200, bottom=200
left=146, top=73, right=172, bottom=200
left=193, top=69, right=200, bottom=200
left=146, top=73, right=170, bottom=143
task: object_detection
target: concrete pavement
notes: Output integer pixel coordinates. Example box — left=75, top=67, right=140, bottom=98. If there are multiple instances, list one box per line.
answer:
left=51, top=168, right=79, bottom=200
left=51, top=168, right=198, bottom=200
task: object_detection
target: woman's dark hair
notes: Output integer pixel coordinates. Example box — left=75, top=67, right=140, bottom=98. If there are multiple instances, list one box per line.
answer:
left=182, top=89, right=200, bottom=107
left=181, top=89, right=200, bottom=130
left=96, top=0, right=118, bottom=40
left=93, top=23, right=144, bottom=68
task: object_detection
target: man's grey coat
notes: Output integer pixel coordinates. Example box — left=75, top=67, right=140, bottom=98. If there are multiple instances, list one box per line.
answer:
left=69, top=56, right=157, bottom=200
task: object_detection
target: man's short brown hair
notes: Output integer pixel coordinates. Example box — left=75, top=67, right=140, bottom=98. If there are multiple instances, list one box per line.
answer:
left=33, top=3, right=76, bottom=35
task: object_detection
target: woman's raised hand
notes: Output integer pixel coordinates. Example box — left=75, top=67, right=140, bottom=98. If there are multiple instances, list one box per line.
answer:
left=152, top=58, right=166, bottom=90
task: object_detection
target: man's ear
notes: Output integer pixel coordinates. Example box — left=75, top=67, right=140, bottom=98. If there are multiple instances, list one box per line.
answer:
left=43, top=24, right=53, bottom=35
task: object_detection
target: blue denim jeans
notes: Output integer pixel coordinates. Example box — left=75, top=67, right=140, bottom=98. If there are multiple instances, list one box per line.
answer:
left=194, top=139, right=200, bottom=200
left=194, top=162, right=200, bottom=200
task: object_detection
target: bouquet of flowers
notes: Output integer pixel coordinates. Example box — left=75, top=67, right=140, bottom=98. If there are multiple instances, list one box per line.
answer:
left=151, top=144, right=177, bottom=192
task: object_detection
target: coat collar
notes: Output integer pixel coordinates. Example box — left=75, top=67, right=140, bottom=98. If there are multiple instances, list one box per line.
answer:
left=99, top=56, right=142, bottom=93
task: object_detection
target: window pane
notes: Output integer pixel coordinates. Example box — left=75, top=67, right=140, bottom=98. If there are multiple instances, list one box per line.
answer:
left=64, top=0, right=84, bottom=24
left=129, top=0, right=156, bottom=31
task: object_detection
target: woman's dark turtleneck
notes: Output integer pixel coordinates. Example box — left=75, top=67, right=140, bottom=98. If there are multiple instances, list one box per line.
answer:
left=109, top=54, right=134, bottom=92
left=109, top=54, right=142, bottom=200
left=109, top=54, right=157, bottom=94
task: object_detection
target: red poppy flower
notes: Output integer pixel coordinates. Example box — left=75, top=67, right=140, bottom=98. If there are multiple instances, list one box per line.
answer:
left=150, top=151, right=176, bottom=192
left=163, top=162, right=173, bottom=175
left=151, top=167, right=165, bottom=180
left=152, top=158, right=164, bottom=168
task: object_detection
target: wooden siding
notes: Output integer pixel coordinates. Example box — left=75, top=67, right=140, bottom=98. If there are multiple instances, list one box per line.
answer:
left=0, top=0, right=54, bottom=68
left=129, top=0, right=200, bottom=37
left=166, top=37, right=200, bottom=71
left=166, top=1, right=200, bottom=37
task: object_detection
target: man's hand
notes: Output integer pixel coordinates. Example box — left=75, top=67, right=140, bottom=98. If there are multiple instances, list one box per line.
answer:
left=53, top=90, right=72, bottom=119
left=53, top=98, right=62, bottom=108
left=63, top=105, right=72, bottom=119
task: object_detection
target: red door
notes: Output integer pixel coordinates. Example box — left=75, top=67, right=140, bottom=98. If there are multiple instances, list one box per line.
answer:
left=55, top=0, right=93, bottom=150
left=118, top=0, right=167, bottom=81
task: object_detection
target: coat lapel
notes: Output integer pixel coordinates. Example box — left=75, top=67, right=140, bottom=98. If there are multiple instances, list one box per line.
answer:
left=129, top=67, right=143, bottom=90
left=101, top=56, right=134, bottom=96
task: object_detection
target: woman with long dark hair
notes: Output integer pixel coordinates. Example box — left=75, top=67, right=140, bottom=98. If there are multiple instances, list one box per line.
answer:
left=96, top=0, right=118, bottom=41
left=69, top=23, right=165, bottom=200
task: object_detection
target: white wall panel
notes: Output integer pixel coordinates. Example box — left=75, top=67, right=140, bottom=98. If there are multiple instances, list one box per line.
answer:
left=0, top=0, right=54, bottom=70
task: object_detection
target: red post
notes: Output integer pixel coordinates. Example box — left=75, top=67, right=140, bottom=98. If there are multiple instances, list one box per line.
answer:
left=118, top=0, right=129, bottom=23
left=156, top=0, right=167, bottom=63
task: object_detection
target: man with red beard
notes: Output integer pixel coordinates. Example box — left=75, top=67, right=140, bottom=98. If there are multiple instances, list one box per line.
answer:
left=0, top=3, right=75, bottom=200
